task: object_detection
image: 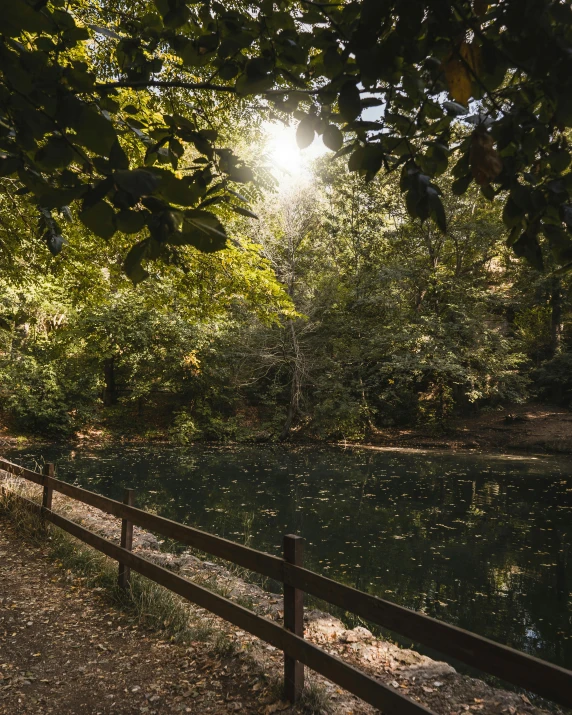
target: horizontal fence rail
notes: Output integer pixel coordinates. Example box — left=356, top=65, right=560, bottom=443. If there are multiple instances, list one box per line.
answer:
left=1, top=456, right=571, bottom=712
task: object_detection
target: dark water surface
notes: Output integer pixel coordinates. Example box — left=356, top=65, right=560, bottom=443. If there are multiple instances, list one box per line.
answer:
left=4, top=445, right=572, bottom=669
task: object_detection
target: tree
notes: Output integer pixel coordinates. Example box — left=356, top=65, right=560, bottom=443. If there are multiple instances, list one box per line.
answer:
left=2, top=1, right=572, bottom=284
left=227, top=157, right=544, bottom=439
left=0, top=192, right=293, bottom=435
left=236, top=186, right=324, bottom=439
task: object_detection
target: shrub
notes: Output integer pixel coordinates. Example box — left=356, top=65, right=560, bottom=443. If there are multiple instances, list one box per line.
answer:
left=533, top=352, right=572, bottom=406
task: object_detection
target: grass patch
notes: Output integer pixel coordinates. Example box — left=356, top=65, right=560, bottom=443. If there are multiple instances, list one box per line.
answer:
left=264, top=674, right=333, bottom=714
left=0, top=479, right=220, bottom=646
left=48, top=530, right=209, bottom=643
left=299, top=677, right=334, bottom=714
left=1, top=477, right=335, bottom=714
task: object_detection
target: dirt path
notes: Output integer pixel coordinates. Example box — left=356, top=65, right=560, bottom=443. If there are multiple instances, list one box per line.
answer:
left=0, top=519, right=282, bottom=715
left=0, top=500, right=566, bottom=715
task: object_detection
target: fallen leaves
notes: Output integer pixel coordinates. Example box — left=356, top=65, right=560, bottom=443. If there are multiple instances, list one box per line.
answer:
left=264, top=701, right=290, bottom=713
left=0, top=520, right=280, bottom=715
left=0, top=491, right=555, bottom=715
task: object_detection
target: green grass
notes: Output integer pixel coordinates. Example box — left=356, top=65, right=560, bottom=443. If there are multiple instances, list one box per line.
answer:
left=299, top=677, right=334, bottom=714
left=0, top=479, right=336, bottom=713
left=265, top=674, right=333, bottom=714
left=0, top=482, right=216, bottom=644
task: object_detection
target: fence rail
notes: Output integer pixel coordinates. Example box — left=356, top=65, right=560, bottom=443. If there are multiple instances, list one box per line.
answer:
left=1, top=456, right=571, bottom=713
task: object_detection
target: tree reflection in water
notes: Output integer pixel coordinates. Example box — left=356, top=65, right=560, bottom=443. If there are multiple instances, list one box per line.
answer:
left=7, top=446, right=571, bottom=669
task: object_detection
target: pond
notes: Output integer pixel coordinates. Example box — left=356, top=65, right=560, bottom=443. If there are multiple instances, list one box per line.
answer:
left=3, top=445, right=571, bottom=670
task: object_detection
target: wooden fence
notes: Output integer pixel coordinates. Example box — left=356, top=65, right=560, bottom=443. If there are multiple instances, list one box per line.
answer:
left=1, top=456, right=571, bottom=714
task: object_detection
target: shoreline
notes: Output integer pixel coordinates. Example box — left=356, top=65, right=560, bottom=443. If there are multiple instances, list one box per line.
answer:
left=2, top=402, right=572, bottom=456
left=0, top=473, right=565, bottom=715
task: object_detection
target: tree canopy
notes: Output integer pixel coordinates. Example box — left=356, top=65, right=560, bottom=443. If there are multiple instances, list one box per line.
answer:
left=3, top=153, right=570, bottom=440
left=2, top=0, right=572, bottom=282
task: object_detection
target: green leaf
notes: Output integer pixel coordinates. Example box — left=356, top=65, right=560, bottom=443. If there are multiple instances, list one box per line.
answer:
left=348, top=144, right=384, bottom=174
left=428, top=189, right=447, bottom=233
left=0, top=155, right=21, bottom=177
left=323, top=47, right=344, bottom=77
left=422, top=142, right=449, bottom=177
left=338, top=82, right=361, bottom=122
left=172, top=209, right=228, bottom=252
left=481, top=183, right=496, bottom=201
left=79, top=201, right=116, bottom=240
left=229, top=205, right=258, bottom=219
left=73, top=105, right=117, bottom=156
left=246, top=57, right=273, bottom=79
left=114, top=169, right=161, bottom=200
left=169, top=137, right=185, bottom=159
left=123, top=238, right=150, bottom=285
left=405, top=189, right=420, bottom=220
left=35, top=138, right=76, bottom=170
left=296, top=118, right=315, bottom=149
left=542, top=224, right=572, bottom=263
left=442, top=101, right=468, bottom=116
left=156, top=173, right=202, bottom=206
left=227, top=165, right=254, bottom=183
left=513, top=232, right=543, bottom=271
left=37, top=186, right=87, bottom=210
left=109, top=140, right=130, bottom=171
left=116, top=209, right=146, bottom=234
left=4, top=2, right=52, bottom=35
left=502, top=197, right=525, bottom=229
left=163, top=5, right=190, bottom=29
left=172, top=226, right=226, bottom=252
left=219, top=62, right=240, bottom=80
left=227, top=189, right=250, bottom=204
left=451, top=174, right=472, bottom=195
left=235, top=73, right=274, bottom=96
left=323, top=124, right=343, bottom=152
left=46, top=234, right=65, bottom=257
left=548, top=149, right=571, bottom=173
left=82, top=177, right=114, bottom=211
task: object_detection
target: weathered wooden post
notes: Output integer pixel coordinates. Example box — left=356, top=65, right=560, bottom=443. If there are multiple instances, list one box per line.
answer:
left=41, top=463, right=54, bottom=512
left=118, top=488, right=135, bottom=590
left=283, top=533, right=304, bottom=702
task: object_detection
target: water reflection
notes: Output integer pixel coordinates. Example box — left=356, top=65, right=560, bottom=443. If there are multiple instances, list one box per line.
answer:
left=5, top=445, right=572, bottom=668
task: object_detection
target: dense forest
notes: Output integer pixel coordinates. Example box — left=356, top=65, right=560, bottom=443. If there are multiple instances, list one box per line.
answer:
left=1, top=0, right=572, bottom=442
left=1, top=150, right=571, bottom=441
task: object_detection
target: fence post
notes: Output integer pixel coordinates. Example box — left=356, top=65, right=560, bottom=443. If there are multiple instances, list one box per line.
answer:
left=283, top=533, right=304, bottom=702
left=41, top=463, right=54, bottom=512
left=118, top=488, right=135, bottom=590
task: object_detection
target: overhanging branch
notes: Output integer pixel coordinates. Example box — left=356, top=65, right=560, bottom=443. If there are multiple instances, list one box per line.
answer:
left=96, top=80, right=325, bottom=97
left=98, top=80, right=238, bottom=93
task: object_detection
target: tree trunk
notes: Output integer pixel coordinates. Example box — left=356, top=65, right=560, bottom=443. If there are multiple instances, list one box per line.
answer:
left=279, top=370, right=300, bottom=441
left=279, top=321, right=302, bottom=441
left=103, top=357, right=117, bottom=406
left=549, top=280, right=563, bottom=358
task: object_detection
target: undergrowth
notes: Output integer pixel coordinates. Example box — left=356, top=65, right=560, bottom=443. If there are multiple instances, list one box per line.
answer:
left=0, top=480, right=226, bottom=648
left=0, top=477, right=336, bottom=713
left=266, top=674, right=333, bottom=715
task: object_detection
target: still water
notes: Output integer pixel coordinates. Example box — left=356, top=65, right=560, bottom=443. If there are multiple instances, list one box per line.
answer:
left=4, top=445, right=572, bottom=669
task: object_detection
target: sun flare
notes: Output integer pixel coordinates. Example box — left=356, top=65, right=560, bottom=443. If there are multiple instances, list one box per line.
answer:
left=264, top=122, right=327, bottom=184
